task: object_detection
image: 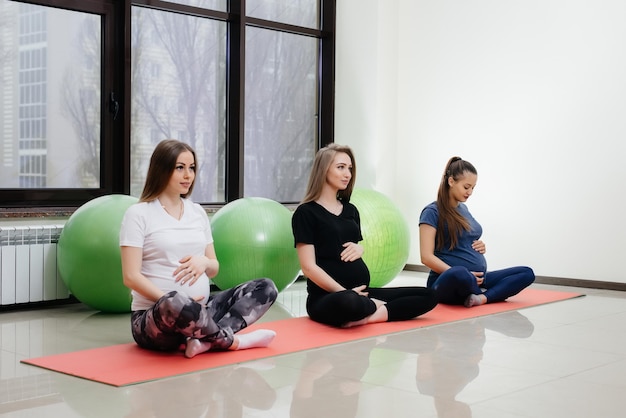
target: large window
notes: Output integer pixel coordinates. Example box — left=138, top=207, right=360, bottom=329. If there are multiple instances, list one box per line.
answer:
left=0, top=0, right=335, bottom=207
left=244, top=26, right=318, bottom=200
left=0, top=1, right=107, bottom=201
left=129, top=6, right=227, bottom=202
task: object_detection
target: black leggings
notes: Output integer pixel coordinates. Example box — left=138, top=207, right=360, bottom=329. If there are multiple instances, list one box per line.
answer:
left=307, top=286, right=437, bottom=327
left=131, top=278, right=278, bottom=352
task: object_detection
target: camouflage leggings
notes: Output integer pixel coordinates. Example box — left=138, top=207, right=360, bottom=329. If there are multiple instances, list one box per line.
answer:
left=131, top=278, right=278, bottom=351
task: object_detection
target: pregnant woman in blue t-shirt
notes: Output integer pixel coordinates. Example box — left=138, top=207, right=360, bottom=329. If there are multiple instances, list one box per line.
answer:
left=418, top=157, right=535, bottom=307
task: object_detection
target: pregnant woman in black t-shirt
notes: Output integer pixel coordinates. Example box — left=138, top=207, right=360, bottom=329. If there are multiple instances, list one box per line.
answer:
left=292, top=144, right=437, bottom=328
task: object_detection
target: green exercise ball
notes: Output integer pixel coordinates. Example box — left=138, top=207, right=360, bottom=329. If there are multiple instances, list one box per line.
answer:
left=350, top=188, right=410, bottom=287
left=210, top=197, right=300, bottom=292
left=58, top=194, right=138, bottom=312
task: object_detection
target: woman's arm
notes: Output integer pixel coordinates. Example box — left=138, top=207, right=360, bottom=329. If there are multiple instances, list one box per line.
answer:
left=121, top=246, right=166, bottom=302
left=203, top=243, right=220, bottom=277
left=296, top=243, right=347, bottom=293
left=419, top=224, right=451, bottom=275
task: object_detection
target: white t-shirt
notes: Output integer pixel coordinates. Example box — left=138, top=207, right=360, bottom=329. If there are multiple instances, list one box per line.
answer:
left=119, top=198, right=213, bottom=311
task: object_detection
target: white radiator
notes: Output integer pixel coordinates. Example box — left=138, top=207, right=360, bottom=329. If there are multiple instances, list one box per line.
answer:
left=0, top=225, right=69, bottom=306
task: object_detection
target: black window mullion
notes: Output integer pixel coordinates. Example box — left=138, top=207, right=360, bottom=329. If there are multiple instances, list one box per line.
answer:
left=226, top=0, right=244, bottom=201
left=104, top=0, right=125, bottom=195
left=319, top=0, right=335, bottom=148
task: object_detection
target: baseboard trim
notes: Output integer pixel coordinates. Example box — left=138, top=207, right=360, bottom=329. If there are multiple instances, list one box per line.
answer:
left=403, top=264, right=626, bottom=292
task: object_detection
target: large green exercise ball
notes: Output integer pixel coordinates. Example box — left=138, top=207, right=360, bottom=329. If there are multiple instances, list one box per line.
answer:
left=350, top=188, right=410, bottom=287
left=58, top=194, right=138, bottom=312
left=210, top=197, right=300, bottom=292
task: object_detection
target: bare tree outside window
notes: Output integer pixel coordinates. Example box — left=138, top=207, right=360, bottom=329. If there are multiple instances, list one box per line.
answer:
left=247, top=0, right=319, bottom=29
left=166, top=0, right=227, bottom=11
left=130, top=2, right=320, bottom=204
left=130, top=6, right=226, bottom=202
left=61, top=15, right=101, bottom=188
left=244, top=28, right=318, bottom=202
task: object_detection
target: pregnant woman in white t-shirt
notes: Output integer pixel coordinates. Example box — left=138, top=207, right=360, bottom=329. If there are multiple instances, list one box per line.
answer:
left=120, top=139, right=277, bottom=358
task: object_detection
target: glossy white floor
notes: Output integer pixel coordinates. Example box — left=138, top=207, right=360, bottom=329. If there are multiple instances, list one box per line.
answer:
left=1, top=271, right=626, bottom=418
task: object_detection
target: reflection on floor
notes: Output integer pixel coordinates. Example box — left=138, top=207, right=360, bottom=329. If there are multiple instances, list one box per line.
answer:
left=1, top=271, right=626, bottom=417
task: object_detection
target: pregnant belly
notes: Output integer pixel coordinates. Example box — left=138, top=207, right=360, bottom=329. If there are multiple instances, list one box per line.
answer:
left=318, top=258, right=370, bottom=289
left=172, top=275, right=211, bottom=301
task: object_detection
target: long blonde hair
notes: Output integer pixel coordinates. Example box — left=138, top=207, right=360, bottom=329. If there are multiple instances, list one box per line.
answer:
left=301, top=143, right=356, bottom=203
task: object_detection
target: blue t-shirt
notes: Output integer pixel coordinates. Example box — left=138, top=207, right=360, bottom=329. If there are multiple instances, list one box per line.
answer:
left=419, top=202, right=487, bottom=283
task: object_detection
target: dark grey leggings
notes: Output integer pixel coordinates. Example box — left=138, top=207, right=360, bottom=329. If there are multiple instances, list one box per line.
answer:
left=131, top=278, right=278, bottom=351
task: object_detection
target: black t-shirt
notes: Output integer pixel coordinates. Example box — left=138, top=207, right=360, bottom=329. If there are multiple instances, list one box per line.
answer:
left=292, top=201, right=370, bottom=299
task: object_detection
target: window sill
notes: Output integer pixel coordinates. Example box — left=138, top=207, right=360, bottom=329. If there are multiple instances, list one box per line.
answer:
left=0, top=208, right=77, bottom=219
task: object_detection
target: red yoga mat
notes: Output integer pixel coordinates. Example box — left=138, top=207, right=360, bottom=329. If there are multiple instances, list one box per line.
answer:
left=21, top=287, right=582, bottom=386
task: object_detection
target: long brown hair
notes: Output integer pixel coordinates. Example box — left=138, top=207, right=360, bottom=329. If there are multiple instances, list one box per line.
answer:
left=435, top=156, right=477, bottom=250
left=139, top=139, right=197, bottom=202
left=301, top=143, right=356, bottom=203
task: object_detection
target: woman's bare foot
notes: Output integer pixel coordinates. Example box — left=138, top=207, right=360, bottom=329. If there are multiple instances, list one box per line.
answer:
left=185, top=338, right=212, bottom=358
left=342, top=304, right=389, bottom=327
left=464, top=293, right=487, bottom=308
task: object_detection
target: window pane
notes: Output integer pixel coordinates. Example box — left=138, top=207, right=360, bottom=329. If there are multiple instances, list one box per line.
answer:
left=130, top=6, right=226, bottom=203
left=247, top=0, right=319, bottom=29
left=162, top=0, right=227, bottom=12
left=244, top=27, right=318, bottom=201
left=0, top=1, right=101, bottom=188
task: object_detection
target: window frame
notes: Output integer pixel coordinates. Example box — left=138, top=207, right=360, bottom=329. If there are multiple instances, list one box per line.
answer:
left=0, top=0, right=121, bottom=207
left=0, top=0, right=335, bottom=208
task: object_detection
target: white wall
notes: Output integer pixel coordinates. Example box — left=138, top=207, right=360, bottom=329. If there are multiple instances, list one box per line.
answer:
left=336, top=0, right=626, bottom=283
